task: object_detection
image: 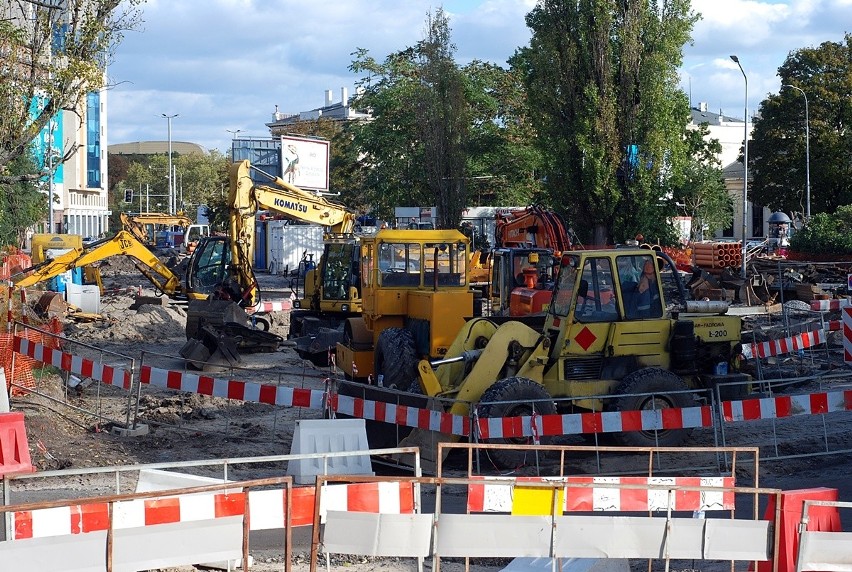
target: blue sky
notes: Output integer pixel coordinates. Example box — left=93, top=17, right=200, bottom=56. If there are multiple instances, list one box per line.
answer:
left=107, top=0, right=851, bottom=153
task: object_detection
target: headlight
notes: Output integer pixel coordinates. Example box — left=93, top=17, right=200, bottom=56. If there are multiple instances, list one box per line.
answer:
left=341, top=304, right=350, bottom=312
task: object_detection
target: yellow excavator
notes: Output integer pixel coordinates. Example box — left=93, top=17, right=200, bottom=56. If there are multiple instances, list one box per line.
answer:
left=13, top=230, right=283, bottom=369
left=183, top=160, right=361, bottom=364
left=14, top=230, right=185, bottom=296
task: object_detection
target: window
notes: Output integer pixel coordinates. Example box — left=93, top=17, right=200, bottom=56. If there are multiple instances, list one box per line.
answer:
left=576, top=258, right=618, bottom=322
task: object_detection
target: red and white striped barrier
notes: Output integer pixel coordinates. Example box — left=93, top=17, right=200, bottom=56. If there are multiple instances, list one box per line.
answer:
left=12, top=481, right=415, bottom=540
left=742, top=328, right=826, bottom=359
left=475, top=405, right=713, bottom=439
left=140, top=365, right=326, bottom=409
left=810, top=298, right=850, bottom=312
left=246, top=300, right=292, bottom=314
left=844, top=307, right=852, bottom=364
left=332, top=393, right=469, bottom=436
left=13, top=336, right=131, bottom=390
left=332, top=394, right=713, bottom=438
left=722, top=388, right=852, bottom=423
left=466, top=476, right=735, bottom=513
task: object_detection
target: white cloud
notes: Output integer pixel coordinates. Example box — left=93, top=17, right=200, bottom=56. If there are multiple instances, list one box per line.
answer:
left=107, top=0, right=849, bottom=153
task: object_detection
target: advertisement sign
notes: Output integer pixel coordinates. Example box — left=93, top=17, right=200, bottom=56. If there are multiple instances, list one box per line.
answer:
left=280, top=135, right=330, bottom=191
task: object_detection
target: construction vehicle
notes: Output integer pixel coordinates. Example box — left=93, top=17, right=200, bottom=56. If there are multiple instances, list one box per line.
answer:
left=181, top=160, right=360, bottom=363
left=490, top=205, right=572, bottom=318
left=119, top=212, right=210, bottom=253
left=14, top=230, right=282, bottom=367
left=335, top=229, right=474, bottom=381
left=363, top=248, right=745, bottom=468
left=15, top=230, right=184, bottom=295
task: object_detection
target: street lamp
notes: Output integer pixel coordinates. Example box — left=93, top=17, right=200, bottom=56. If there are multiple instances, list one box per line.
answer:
left=226, top=129, right=242, bottom=139
left=162, top=113, right=179, bottom=215
left=782, top=84, right=810, bottom=219
left=730, top=55, right=748, bottom=278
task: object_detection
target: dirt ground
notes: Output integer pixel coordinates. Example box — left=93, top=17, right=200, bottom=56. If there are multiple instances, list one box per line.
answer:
left=7, top=254, right=852, bottom=571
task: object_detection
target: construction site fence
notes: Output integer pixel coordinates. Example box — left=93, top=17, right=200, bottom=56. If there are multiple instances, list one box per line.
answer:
left=9, top=321, right=852, bottom=472
left=0, top=445, right=800, bottom=571
left=797, top=500, right=852, bottom=572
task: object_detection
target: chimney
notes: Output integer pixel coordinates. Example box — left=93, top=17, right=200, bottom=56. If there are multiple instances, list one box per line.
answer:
left=341, top=87, right=348, bottom=105
left=699, top=102, right=708, bottom=112
left=324, top=89, right=333, bottom=107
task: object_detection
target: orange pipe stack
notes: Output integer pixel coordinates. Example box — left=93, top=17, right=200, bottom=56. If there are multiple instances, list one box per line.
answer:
left=692, top=241, right=742, bottom=274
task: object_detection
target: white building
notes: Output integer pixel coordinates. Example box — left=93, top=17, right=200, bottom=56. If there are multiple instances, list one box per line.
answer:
left=688, top=103, right=770, bottom=241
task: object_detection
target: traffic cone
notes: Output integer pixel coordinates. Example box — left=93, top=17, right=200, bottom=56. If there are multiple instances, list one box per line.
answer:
left=0, top=368, right=9, bottom=413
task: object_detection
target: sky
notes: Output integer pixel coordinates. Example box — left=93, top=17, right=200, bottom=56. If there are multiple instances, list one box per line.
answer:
left=106, top=0, right=852, bottom=154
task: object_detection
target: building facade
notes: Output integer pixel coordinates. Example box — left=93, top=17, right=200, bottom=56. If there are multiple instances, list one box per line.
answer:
left=688, top=103, right=769, bottom=240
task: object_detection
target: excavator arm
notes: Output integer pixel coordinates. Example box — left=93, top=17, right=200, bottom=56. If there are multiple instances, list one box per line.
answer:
left=14, top=230, right=183, bottom=295
left=494, top=205, right=572, bottom=252
left=226, top=160, right=356, bottom=308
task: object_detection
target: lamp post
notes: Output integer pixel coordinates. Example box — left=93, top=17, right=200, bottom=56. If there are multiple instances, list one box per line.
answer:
left=226, top=129, right=242, bottom=161
left=162, top=113, right=179, bottom=215
left=730, top=55, right=748, bottom=277
left=782, top=84, right=810, bottom=219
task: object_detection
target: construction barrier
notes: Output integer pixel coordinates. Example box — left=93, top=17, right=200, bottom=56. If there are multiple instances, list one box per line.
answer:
left=796, top=499, right=852, bottom=572
left=0, top=412, right=34, bottom=477
left=756, top=488, right=842, bottom=572
left=10, top=322, right=852, bottom=467
left=314, top=474, right=779, bottom=568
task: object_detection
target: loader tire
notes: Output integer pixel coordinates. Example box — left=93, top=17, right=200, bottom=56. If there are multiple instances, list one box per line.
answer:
left=374, top=328, right=418, bottom=391
left=476, top=377, right=557, bottom=469
left=612, top=368, right=696, bottom=447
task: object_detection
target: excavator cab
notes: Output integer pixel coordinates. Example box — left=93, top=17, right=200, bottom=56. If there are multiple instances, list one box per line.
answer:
left=184, top=236, right=231, bottom=299
left=490, top=247, right=558, bottom=318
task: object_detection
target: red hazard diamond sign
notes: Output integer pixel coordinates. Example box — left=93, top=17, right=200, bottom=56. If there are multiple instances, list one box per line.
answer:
left=574, top=326, right=597, bottom=351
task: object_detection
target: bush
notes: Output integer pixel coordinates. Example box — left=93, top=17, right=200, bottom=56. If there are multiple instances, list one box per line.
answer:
left=789, top=205, right=852, bottom=256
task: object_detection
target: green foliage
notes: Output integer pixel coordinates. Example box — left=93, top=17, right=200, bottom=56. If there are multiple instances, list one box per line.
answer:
left=510, top=0, right=697, bottom=245
left=0, top=150, right=48, bottom=247
left=107, top=151, right=230, bottom=232
left=750, top=34, right=852, bottom=215
left=349, top=11, right=544, bottom=224
left=417, top=9, right=469, bottom=229
left=669, top=123, right=732, bottom=241
left=789, top=205, right=852, bottom=255
left=0, top=1, right=142, bottom=178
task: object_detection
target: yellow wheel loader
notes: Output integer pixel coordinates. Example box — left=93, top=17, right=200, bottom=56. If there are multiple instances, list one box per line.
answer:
left=389, top=248, right=747, bottom=468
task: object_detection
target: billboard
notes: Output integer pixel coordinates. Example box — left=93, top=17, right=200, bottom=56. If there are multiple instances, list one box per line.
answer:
left=280, top=135, right=330, bottom=191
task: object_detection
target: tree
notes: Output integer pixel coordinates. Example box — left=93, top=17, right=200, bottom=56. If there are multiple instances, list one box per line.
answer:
left=0, top=1, right=142, bottom=182
left=750, top=34, right=852, bottom=215
left=511, top=0, right=697, bottom=245
left=108, top=151, right=230, bottom=233
left=350, top=12, right=545, bottom=225
left=670, top=124, right=732, bottom=241
left=415, top=9, right=469, bottom=229
left=0, top=149, right=48, bottom=247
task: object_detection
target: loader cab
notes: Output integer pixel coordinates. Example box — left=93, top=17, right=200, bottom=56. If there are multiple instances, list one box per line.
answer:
left=545, top=251, right=667, bottom=359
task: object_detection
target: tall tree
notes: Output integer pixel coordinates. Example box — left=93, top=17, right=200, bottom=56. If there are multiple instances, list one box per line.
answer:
left=416, top=9, right=468, bottom=229
left=0, top=0, right=142, bottom=182
left=511, top=0, right=697, bottom=245
left=350, top=13, right=544, bottom=225
left=749, top=34, right=852, bottom=215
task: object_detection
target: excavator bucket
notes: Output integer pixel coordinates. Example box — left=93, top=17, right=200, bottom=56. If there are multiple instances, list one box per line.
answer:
left=738, top=274, right=773, bottom=306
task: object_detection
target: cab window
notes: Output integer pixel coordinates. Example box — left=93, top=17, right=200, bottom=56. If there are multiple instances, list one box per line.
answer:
left=576, top=258, right=618, bottom=322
